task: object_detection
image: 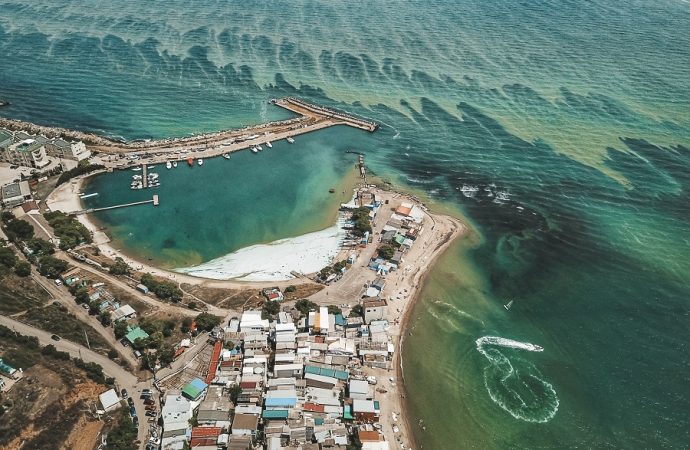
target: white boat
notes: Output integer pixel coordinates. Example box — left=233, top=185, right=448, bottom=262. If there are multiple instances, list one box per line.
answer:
left=495, top=191, right=510, bottom=201
left=257, top=144, right=263, bottom=151
left=132, top=167, right=142, bottom=171
left=286, top=137, right=295, bottom=144
left=222, top=153, right=231, bottom=160
left=504, top=300, right=514, bottom=310
left=166, top=161, right=172, bottom=169
left=461, top=184, right=479, bottom=198
left=148, top=165, right=156, bottom=169
left=132, top=175, right=142, bottom=180
left=198, top=158, right=204, bottom=166
left=251, top=146, right=259, bottom=154
left=172, top=161, right=178, bottom=168
left=265, top=141, right=272, bottom=148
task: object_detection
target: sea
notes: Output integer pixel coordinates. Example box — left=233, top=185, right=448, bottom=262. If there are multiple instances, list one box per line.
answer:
left=1, top=0, right=689, bottom=448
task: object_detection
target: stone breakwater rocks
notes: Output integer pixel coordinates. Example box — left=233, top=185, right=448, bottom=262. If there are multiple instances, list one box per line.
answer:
left=0, top=115, right=307, bottom=150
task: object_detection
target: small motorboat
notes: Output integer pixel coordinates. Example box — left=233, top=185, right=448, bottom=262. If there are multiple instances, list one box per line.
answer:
left=286, top=137, right=295, bottom=144
left=198, top=158, right=204, bottom=166
left=166, top=161, right=172, bottom=169
left=504, top=300, right=514, bottom=310
left=187, top=157, right=194, bottom=166
left=132, top=167, right=142, bottom=172
left=222, top=153, right=231, bottom=160
left=251, top=146, right=259, bottom=154
left=257, top=144, right=263, bottom=151
left=172, top=161, right=178, bottom=168
left=265, top=141, right=272, bottom=148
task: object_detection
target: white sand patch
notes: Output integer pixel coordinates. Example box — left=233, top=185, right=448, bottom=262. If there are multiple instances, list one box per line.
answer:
left=175, top=218, right=347, bottom=281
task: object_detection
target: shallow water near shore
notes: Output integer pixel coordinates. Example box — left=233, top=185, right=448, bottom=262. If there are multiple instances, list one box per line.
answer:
left=2, top=0, right=690, bottom=447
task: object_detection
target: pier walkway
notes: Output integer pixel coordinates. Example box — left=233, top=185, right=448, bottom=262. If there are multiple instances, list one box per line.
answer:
left=75, top=197, right=157, bottom=215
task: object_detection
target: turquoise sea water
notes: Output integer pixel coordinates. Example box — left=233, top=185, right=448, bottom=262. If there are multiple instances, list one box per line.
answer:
left=1, top=0, right=689, bottom=447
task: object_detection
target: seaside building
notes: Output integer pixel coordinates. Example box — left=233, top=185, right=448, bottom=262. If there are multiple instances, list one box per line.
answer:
left=45, top=139, right=91, bottom=161
left=363, top=298, right=388, bottom=324
left=0, top=135, right=50, bottom=169
left=1, top=181, right=32, bottom=208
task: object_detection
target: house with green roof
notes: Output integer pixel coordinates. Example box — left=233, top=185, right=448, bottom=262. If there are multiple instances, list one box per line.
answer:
left=124, top=326, right=149, bottom=345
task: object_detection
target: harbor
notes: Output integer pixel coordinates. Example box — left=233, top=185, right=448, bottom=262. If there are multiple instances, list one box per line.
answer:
left=0, top=97, right=379, bottom=170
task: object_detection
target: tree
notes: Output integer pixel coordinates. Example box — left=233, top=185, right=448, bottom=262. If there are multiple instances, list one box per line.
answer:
left=181, top=317, right=193, bottom=333
left=327, top=305, right=342, bottom=316
left=295, top=299, right=317, bottom=316
left=229, top=384, right=242, bottom=403
left=99, top=311, right=112, bottom=326
left=37, top=255, right=68, bottom=278
left=285, top=285, right=296, bottom=293
left=195, top=313, right=221, bottom=332
left=0, top=246, right=17, bottom=268
left=114, top=321, right=129, bottom=339
left=107, top=349, right=119, bottom=359
left=262, top=300, right=280, bottom=318
left=73, top=287, right=90, bottom=304
left=109, top=257, right=131, bottom=276
left=378, top=244, right=395, bottom=260
left=350, top=304, right=364, bottom=318
left=319, top=266, right=333, bottom=280
left=14, top=260, right=31, bottom=277
left=26, top=238, right=55, bottom=256
left=5, top=218, right=34, bottom=241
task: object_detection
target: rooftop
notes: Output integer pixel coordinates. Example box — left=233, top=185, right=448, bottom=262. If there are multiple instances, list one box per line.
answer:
left=363, top=298, right=387, bottom=308
left=231, top=413, right=259, bottom=431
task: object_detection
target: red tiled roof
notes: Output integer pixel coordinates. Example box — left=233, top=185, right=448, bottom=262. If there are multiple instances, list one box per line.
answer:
left=240, top=381, right=256, bottom=389
left=358, top=430, right=382, bottom=442
left=190, top=436, right=217, bottom=447
left=192, top=426, right=222, bottom=437
left=303, top=402, right=325, bottom=413
left=21, top=201, right=38, bottom=213
left=205, top=340, right=223, bottom=384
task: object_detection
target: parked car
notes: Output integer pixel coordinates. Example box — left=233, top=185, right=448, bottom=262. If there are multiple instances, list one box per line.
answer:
left=145, top=405, right=156, bottom=411
left=129, top=406, right=136, bottom=417
left=51, top=334, right=60, bottom=341
left=120, top=338, right=130, bottom=347
left=143, top=399, right=155, bottom=405
left=145, top=411, right=157, bottom=417
left=132, top=416, right=139, bottom=427
left=127, top=397, right=135, bottom=408
left=121, top=389, right=128, bottom=399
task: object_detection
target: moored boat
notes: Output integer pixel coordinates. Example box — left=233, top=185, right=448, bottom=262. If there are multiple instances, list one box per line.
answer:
left=251, top=146, right=259, bottom=153
left=257, top=144, right=263, bottom=151
left=187, top=157, right=194, bottom=166
left=132, top=167, right=142, bottom=171
left=166, top=161, right=172, bottom=169
left=265, top=141, right=272, bottom=148
left=286, top=137, right=295, bottom=144
left=222, top=153, right=231, bottom=159
left=172, top=161, right=178, bottom=168
left=198, top=158, right=204, bottom=166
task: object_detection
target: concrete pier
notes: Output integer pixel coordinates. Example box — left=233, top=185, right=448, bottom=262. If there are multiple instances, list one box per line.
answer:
left=0, top=97, right=379, bottom=169
left=75, top=197, right=157, bottom=215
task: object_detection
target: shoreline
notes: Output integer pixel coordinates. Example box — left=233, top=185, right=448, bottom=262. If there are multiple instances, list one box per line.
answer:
left=45, top=161, right=469, bottom=450
left=307, top=186, right=467, bottom=450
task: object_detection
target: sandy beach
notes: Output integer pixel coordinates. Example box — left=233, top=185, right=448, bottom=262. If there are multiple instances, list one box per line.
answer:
left=177, top=216, right=347, bottom=281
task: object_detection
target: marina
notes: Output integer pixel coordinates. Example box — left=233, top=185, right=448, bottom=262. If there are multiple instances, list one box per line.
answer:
left=0, top=97, right=379, bottom=170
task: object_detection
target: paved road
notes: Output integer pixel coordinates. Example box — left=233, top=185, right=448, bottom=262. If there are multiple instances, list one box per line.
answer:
left=26, top=263, right=140, bottom=370
left=0, top=315, right=153, bottom=447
